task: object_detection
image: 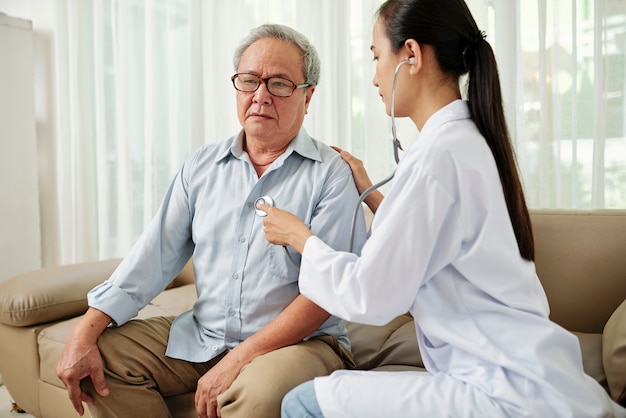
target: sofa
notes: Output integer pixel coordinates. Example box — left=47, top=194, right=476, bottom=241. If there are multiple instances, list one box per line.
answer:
left=1, top=210, right=625, bottom=417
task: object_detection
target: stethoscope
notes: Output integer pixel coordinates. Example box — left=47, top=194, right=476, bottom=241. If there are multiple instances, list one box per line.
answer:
left=255, top=58, right=412, bottom=268
left=254, top=195, right=274, bottom=217
left=347, top=58, right=411, bottom=252
left=255, top=195, right=301, bottom=270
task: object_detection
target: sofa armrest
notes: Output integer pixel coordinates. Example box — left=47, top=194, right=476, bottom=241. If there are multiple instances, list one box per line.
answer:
left=0, top=258, right=121, bottom=327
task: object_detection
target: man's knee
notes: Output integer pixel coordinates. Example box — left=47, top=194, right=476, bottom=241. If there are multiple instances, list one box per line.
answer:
left=218, top=340, right=344, bottom=417
left=218, top=368, right=287, bottom=417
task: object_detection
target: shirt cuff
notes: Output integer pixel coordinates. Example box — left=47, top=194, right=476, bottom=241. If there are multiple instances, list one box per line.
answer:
left=88, top=281, right=140, bottom=326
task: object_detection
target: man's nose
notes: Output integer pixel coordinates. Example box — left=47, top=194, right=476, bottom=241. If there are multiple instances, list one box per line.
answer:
left=253, top=81, right=273, bottom=104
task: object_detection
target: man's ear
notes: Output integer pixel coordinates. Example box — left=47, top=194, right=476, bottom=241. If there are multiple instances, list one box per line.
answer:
left=304, top=86, right=315, bottom=112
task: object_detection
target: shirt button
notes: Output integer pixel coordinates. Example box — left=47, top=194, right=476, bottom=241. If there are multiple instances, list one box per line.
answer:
left=233, top=273, right=239, bottom=280
left=239, top=236, right=246, bottom=243
left=212, top=345, right=218, bottom=351
left=228, top=309, right=236, bottom=316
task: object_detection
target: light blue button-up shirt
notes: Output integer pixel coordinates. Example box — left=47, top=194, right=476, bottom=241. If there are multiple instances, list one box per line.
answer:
left=88, top=128, right=367, bottom=362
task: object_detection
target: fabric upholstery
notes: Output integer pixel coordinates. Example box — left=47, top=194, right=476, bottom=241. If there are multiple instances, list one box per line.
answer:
left=0, top=210, right=624, bottom=417
left=603, top=298, right=626, bottom=404
left=531, top=211, right=626, bottom=333
left=572, top=331, right=607, bottom=390
left=0, top=259, right=120, bottom=327
left=347, top=313, right=423, bottom=371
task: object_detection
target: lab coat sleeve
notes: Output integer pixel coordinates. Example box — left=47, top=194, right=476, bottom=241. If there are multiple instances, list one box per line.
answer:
left=299, top=162, right=465, bottom=326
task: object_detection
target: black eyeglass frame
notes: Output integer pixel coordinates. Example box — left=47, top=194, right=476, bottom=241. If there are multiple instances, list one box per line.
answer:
left=230, top=73, right=311, bottom=97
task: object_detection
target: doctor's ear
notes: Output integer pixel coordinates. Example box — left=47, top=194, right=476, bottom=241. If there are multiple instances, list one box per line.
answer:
left=403, top=39, right=423, bottom=72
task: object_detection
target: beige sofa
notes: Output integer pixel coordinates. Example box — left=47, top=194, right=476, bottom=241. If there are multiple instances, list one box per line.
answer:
left=1, top=210, right=625, bottom=417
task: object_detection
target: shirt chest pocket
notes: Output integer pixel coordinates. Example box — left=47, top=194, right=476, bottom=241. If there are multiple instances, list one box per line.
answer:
left=266, top=223, right=308, bottom=281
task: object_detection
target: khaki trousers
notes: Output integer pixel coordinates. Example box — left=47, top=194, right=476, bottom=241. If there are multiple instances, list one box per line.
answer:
left=81, top=316, right=353, bottom=418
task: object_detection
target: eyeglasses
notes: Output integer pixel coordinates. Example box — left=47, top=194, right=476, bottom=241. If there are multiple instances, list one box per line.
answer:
left=231, top=73, right=310, bottom=97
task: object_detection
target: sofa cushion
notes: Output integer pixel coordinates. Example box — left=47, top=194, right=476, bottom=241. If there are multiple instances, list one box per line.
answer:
left=346, top=314, right=607, bottom=386
left=38, top=316, right=82, bottom=387
left=571, top=331, right=607, bottom=390
left=38, top=284, right=198, bottom=388
left=346, top=314, right=423, bottom=371
left=603, top=298, right=626, bottom=404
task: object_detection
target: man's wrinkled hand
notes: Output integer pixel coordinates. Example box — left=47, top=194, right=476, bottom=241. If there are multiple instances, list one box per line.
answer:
left=56, top=342, right=109, bottom=416
left=195, top=357, right=240, bottom=418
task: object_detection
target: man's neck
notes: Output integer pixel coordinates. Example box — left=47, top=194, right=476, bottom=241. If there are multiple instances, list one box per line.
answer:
left=244, top=135, right=291, bottom=177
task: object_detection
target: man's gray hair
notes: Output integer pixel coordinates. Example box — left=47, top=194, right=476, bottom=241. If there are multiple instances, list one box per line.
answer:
left=233, top=23, right=321, bottom=86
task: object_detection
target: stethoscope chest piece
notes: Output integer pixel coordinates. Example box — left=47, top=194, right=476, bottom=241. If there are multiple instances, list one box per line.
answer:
left=254, top=195, right=274, bottom=217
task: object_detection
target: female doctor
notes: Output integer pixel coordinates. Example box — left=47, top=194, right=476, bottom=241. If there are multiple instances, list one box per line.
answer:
left=260, top=0, right=626, bottom=416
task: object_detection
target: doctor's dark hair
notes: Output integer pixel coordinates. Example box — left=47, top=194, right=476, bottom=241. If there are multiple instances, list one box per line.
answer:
left=233, top=23, right=321, bottom=87
left=377, top=0, right=535, bottom=262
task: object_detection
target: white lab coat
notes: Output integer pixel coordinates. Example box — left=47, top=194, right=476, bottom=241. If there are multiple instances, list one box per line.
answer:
left=298, top=100, right=626, bottom=417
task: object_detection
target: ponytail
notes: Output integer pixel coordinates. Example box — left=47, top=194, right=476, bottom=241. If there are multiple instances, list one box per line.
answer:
left=377, top=0, right=535, bottom=261
left=465, top=40, right=535, bottom=261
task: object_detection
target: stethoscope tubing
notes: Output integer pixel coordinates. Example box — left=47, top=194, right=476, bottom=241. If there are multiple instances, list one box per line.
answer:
left=257, top=59, right=408, bottom=268
left=349, top=169, right=395, bottom=253
left=348, top=59, right=407, bottom=252
left=390, top=59, right=408, bottom=164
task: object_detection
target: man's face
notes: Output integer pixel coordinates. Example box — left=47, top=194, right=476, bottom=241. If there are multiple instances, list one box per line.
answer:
left=236, top=38, right=314, bottom=144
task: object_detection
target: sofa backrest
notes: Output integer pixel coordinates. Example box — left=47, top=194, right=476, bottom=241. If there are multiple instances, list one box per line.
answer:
left=170, top=209, right=626, bottom=334
left=530, top=210, right=626, bottom=333
left=170, top=259, right=196, bottom=288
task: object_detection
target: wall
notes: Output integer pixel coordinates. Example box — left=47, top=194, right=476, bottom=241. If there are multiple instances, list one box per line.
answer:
left=0, top=13, right=41, bottom=282
left=0, top=0, right=61, bottom=268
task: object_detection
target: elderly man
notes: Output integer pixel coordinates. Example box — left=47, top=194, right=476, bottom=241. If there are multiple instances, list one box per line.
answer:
left=56, top=23, right=366, bottom=418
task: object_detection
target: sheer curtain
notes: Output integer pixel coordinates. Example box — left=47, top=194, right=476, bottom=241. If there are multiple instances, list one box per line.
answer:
left=51, top=0, right=625, bottom=265
left=467, top=0, right=626, bottom=209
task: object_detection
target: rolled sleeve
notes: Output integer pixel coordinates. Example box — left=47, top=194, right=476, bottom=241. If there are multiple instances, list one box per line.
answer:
left=88, top=281, right=141, bottom=326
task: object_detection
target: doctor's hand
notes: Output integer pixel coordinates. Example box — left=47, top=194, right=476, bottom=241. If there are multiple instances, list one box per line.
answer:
left=258, top=204, right=313, bottom=254
left=331, top=146, right=384, bottom=214
left=331, top=146, right=373, bottom=195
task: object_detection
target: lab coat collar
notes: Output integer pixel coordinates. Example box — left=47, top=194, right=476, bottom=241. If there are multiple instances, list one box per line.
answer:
left=420, top=99, right=472, bottom=137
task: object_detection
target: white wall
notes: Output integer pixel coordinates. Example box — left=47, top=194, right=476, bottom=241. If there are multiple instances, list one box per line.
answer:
left=0, top=13, right=41, bottom=281
left=0, top=4, right=59, bottom=387
left=0, top=1, right=61, bottom=268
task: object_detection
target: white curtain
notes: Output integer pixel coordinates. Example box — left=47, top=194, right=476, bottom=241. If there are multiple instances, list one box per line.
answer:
left=468, top=0, right=626, bottom=209
left=51, top=0, right=626, bottom=265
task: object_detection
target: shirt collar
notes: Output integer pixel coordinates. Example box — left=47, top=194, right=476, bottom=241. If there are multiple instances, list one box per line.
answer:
left=217, top=127, right=322, bottom=164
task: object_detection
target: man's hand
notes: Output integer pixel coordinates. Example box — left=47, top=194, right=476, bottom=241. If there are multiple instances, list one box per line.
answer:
left=55, top=308, right=112, bottom=416
left=194, top=296, right=329, bottom=418
left=56, top=340, right=109, bottom=416
left=194, top=353, right=241, bottom=418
